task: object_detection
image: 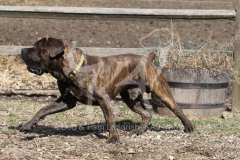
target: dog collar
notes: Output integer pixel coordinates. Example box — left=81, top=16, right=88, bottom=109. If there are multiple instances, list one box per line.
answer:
left=68, top=54, right=85, bottom=78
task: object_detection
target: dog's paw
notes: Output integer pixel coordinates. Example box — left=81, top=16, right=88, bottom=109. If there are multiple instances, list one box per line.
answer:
left=19, top=123, right=34, bottom=132
left=183, top=121, right=194, bottom=133
left=129, top=129, right=145, bottom=136
left=107, top=136, right=119, bottom=144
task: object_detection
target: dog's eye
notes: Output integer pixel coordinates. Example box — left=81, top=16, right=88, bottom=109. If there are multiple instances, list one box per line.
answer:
left=33, top=43, right=39, bottom=48
left=29, top=52, right=41, bottom=62
left=40, top=49, right=49, bottom=56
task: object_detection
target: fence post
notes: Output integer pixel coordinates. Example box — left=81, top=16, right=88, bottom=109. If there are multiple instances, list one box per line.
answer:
left=232, top=0, right=240, bottom=111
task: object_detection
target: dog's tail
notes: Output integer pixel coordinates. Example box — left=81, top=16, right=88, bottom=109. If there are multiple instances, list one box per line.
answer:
left=147, top=52, right=156, bottom=62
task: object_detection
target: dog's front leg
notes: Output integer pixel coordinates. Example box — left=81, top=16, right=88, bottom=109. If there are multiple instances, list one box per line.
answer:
left=94, top=89, right=119, bottom=143
left=20, top=96, right=77, bottom=131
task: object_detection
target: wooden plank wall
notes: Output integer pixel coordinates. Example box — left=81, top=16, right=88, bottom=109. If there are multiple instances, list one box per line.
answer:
left=0, top=46, right=152, bottom=56
left=0, top=6, right=236, bottom=20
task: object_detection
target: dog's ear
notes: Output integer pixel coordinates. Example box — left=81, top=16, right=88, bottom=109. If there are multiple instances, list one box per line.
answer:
left=48, top=38, right=65, bottom=58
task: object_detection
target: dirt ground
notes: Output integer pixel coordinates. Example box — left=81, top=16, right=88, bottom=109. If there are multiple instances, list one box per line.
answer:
left=0, top=0, right=240, bottom=160
left=0, top=96, right=240, bottom=160
left=0, top=0, right=236, bottom=48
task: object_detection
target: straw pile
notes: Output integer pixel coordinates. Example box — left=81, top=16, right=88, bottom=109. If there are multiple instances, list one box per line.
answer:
left=0, top=55, right=57, bottom=93
left=155, top=31, right=234, bottom=77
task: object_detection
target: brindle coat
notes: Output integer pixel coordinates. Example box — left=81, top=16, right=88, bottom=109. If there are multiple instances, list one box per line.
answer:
left=20, top=37, right=194, bottom=143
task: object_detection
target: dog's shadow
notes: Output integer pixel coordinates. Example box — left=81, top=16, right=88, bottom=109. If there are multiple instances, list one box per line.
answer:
left=9, top=120, right=179, bottom=141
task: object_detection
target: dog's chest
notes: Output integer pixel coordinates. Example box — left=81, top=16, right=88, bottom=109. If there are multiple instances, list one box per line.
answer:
left=64, top=86, right=97, bottom=105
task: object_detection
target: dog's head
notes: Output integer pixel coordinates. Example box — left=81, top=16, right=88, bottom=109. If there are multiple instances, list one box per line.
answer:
left=21, top=37, right=65, bottom=75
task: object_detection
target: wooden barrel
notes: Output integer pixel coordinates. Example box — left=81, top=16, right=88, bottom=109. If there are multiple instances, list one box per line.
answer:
left=152, top=68, right=229, bottom=117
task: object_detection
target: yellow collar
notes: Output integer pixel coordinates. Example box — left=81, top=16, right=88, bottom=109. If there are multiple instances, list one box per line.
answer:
left=68, top=54, right=85, bottom=78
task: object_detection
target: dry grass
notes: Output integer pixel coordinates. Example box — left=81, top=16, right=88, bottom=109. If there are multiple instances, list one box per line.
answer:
left=0, top=55, right=57, bottom=92
left=152, top=26, right=237, bottom=86
left=155, top=29, right=234, bottom=71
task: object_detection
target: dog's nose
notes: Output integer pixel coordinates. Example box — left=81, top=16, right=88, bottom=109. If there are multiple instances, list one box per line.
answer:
left=21, top=48, right=28, bottom=61
left=21, top=48, right=27, bottom=54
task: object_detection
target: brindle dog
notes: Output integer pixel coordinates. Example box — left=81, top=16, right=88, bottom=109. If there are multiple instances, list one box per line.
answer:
left=20, top=37, right=194, bottom=143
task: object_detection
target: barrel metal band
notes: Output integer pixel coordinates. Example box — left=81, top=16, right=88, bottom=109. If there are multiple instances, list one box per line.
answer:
left=177, top=103, right=225, bottom=109
left=167, top=82, right=229, bottom=89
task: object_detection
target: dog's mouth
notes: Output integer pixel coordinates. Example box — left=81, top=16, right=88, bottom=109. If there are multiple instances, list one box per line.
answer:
left=27, top=67, right=44, bottom=76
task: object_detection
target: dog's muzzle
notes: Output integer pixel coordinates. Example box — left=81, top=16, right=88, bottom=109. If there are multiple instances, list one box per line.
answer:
left=27, top=67, right=44, bottom=75
left=21, top=48, right=44, bottom=76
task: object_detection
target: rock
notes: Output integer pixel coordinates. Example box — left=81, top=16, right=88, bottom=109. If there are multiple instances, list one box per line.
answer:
left=221, top=111, right=233, bottom=119
left=156, top=135, right=161, bottom=140
left=128, top=148, right=136, bottom=154
left=205, top=149, right=215, bottom=157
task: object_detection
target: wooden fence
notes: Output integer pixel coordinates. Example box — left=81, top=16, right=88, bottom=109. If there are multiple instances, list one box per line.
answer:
left=0, top=2, right=239, bottom=111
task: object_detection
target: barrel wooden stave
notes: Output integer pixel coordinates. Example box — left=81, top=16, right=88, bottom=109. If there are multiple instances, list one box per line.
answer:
left=152, top=68, right=229, bottom=117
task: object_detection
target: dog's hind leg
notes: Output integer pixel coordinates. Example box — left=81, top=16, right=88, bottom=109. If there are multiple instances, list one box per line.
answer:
left=127, top=87, right=146, bottom=110
left=147, top=70, right=194, bottom=132
left=120, top=90, right=151, bottom=136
